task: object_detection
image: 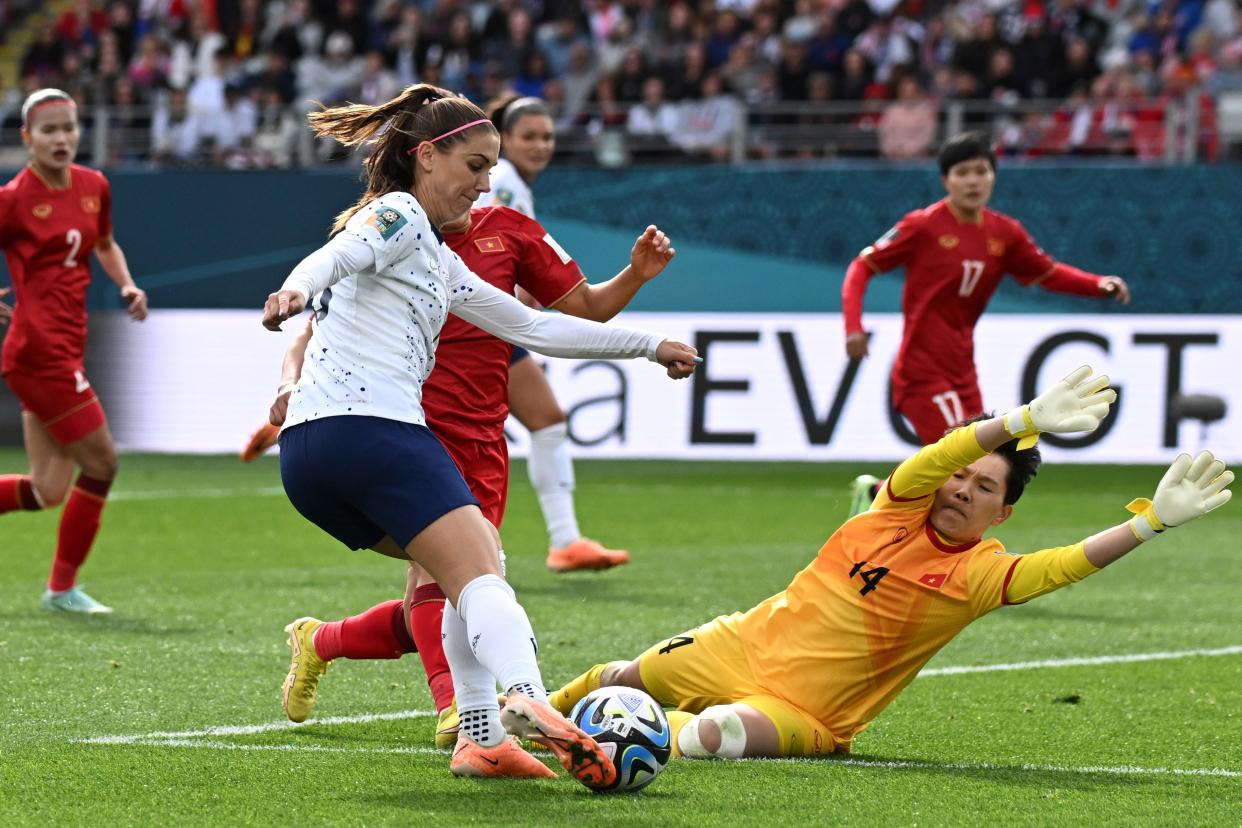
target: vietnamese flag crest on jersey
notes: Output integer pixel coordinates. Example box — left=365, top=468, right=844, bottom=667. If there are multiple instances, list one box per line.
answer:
left=919, top=572, right=947, bottom=589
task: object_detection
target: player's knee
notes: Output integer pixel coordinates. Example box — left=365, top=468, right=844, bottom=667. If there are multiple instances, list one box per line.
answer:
left=676, top=706, right=747, bottom=760
left=81, top=447, right=119, bottom=481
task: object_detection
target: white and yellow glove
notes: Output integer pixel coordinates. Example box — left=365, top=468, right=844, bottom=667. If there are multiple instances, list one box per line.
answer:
left=1127, top=451, right=1234, bottom=541
left=1003, top=365, right=1117, bottom=449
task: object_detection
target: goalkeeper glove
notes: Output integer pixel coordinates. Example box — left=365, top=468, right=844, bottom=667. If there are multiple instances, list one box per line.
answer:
left=1003, top=365, right=1117, bottom=448
left=1127, top=451, right=1234, bottom=541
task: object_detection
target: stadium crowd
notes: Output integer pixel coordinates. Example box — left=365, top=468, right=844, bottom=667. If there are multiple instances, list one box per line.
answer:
left=3, top=0, right=1241, bottom=166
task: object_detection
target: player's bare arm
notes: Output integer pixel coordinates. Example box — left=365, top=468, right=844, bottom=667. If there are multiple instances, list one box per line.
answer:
left=95, top=237, right=147, bottom=321
left=551, top=225, right=676, bottom=322
left=0, top=286, right=10, bottom=326
left=269, top=319, right=314, bottom=427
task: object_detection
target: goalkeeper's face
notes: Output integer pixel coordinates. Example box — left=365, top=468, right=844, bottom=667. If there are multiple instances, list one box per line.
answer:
left=931, top=454, right=1014, bottom=542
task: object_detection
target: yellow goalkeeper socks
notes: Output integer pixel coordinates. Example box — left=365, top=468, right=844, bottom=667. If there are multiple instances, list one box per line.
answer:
left=550, top=662, right=614, bottom=715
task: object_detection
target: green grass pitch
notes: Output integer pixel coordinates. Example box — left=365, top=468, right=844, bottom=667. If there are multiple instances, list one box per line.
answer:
left=1, top=451, right=1240, bottom=826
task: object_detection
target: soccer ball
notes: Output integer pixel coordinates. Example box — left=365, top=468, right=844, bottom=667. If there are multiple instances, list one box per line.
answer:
left=570, top=687, right=672, bottom=793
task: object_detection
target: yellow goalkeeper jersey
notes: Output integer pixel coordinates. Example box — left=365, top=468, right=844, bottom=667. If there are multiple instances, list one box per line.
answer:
left=732, top=423, right=1098, bottom=750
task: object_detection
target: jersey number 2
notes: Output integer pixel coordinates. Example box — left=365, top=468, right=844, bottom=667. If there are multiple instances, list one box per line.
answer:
left=958, top=259, right=984, bottom=296
left=64, top=229, right=82, bottom=267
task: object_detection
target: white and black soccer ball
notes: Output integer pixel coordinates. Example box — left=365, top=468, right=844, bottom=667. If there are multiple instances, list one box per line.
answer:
left=570, top=687, right=672, bottom=793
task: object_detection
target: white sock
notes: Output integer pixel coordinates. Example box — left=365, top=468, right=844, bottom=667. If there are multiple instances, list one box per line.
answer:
left=456, top=574, right=547, bottom=703
left=441, top=596, right=503, bottom=746
left=528, top=422, right=580, bottom=549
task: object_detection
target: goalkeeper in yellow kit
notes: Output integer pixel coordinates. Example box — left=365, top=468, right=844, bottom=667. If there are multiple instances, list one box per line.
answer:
left=552, top=366, right=1234, bottom=759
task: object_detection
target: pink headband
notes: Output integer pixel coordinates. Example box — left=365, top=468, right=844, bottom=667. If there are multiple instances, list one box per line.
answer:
left=405, top=118, right=491, bottom=155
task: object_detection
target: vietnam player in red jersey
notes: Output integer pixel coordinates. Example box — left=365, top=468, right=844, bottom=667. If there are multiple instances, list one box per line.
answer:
left=0, top=89, right=148, bottom=613
left=841, top=131, right=1132, bottom=514
left=269, top=205, right=674, bottom=744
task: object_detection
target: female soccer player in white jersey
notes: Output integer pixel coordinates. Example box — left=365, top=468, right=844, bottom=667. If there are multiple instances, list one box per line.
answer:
left=477, top=94, right=628, bottom=572
left=261, top=84, right=700, bottom=784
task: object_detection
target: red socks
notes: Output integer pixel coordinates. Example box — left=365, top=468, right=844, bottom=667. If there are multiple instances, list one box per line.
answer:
left=410, top=583, right=455, bottom=712
left=312, top=599, right=416, bottom=661
left=48, top=474, right=111, bottom=592
left=308, top=585, right=456, bottom=714
left=0, top=474, right=40, bottom=514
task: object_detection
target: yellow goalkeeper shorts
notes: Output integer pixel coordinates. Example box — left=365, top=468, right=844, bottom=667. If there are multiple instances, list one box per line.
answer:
left=637, top=613, right=839, bottom=756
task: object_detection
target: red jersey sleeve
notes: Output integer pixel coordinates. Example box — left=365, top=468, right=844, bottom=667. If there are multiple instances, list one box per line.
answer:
left=509, top=211, right=587, bottom=307
left=0, top=183, right=13, bottom=248
left=97, top=172, right=113, bottom=241
left=1003, top=218, right=1055, bottom=284
left=859, top=209, right=927, bottom=273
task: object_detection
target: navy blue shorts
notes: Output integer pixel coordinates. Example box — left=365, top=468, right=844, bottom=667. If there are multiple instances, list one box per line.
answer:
left=509, top=346, right=530, bottom=365
left=279, top=416, right=479, bottom=551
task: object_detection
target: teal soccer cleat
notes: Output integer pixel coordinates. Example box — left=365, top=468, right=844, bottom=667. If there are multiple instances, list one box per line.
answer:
left=40, top=586, right=113, bottom=614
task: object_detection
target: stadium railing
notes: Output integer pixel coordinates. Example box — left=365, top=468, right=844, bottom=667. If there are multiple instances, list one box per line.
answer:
left=0, top=91, right=1224, bottom=170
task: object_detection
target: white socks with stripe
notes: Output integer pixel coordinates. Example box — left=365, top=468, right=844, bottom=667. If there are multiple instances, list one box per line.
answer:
left=444, top=574, right=548, bottom=746
left=528, top=423, right=580, bottom=549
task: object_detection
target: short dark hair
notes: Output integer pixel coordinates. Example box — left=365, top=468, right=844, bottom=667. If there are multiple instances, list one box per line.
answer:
left=956, top=412, right=1041, bottom=505
left=937, top=131, right=996, bottom=176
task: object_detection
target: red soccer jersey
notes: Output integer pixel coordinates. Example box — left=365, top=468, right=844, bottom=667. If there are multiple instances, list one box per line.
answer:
left=857, top=200, right=1055, bottom=392
left=0, top=164, right=112, bottom=376
left=422, top=206, right=586, bottom=445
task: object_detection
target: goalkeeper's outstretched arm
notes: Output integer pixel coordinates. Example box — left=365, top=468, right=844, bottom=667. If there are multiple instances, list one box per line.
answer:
left=885, top=366, right=1116, bottom=503
left=1004, top=450, right=1234, bottom=604
left=1082, top=451, right=1233, bottom=568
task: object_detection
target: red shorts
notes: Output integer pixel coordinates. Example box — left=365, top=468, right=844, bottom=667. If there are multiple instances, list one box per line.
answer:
left=3, top=367, right=107, bottom=445
left=894, top=381, right=984, bottom=445
left=438, top=433, right=509, bottom=528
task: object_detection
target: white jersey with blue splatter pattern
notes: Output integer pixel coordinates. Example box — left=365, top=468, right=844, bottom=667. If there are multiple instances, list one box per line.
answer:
left=279, top=191, right=661, bottom=430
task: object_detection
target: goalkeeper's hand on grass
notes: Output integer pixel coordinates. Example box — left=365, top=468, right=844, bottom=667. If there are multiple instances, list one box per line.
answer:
left=1126, top=451, right=1234, bottom=540
left=1002, top=365, right=1116, bottom=446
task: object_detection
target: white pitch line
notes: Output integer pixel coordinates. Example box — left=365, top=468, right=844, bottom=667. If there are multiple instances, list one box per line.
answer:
left=78, top=709, right=435, bottom=745
left=88, top=737, right=1240, bottom=780
left=111, top=486, right=286, bottom=502
left=119, top=738, right=445, bottom=755
left=918, top=644, right=1242, bottom=677
left=811, top=757, right=1242, bottom=779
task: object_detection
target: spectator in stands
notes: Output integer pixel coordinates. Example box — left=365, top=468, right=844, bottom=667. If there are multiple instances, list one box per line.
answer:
left=664, top=41, right=708, bottom=101
left=673, top=71, right=739, bottom=161
left=628, top=76, right=679, bottom=138
left=1207, top=41, right=1242, bottom=97
left=613, top=47, right=649, bottom=104
left=251, top=85, right=301, bottom=167
left=486, top=5, right=540, bottom=81
left=127, top=32, right=169, bottom=94
left=384, top=4, right=427, bottom=87
left=56, top=0, right=108, bottom=51
left=1051, top=36, right=1102, bottom=98
left=515, top=50, right=553, bottom=99
left=21, top=26, right=65, bottom=81
left=557, top=41, right=598, bottom=129
left=151, top=87, right=198, bottom=164
left=879, top=75, right=938, bottom=160
left=353, top=50, right=397, bottom=106
left=721, top=36, right=770, bottom=101
left=298, top=30, right=362, bottom=111
left=540, top=17, right=591, bottom=78
left=107, top=75, right=151, bottom=163
left=106, top=0, right=136, bottom=65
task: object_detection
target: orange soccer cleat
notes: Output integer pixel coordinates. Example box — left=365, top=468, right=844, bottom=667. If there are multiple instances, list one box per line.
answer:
left=450, top=735, right=557, bottom=779
left=499, top=694, right=618, bottom=789
left=546, top=539, right=630, bottom=573
left=241, top=422, right=280, bottom=462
